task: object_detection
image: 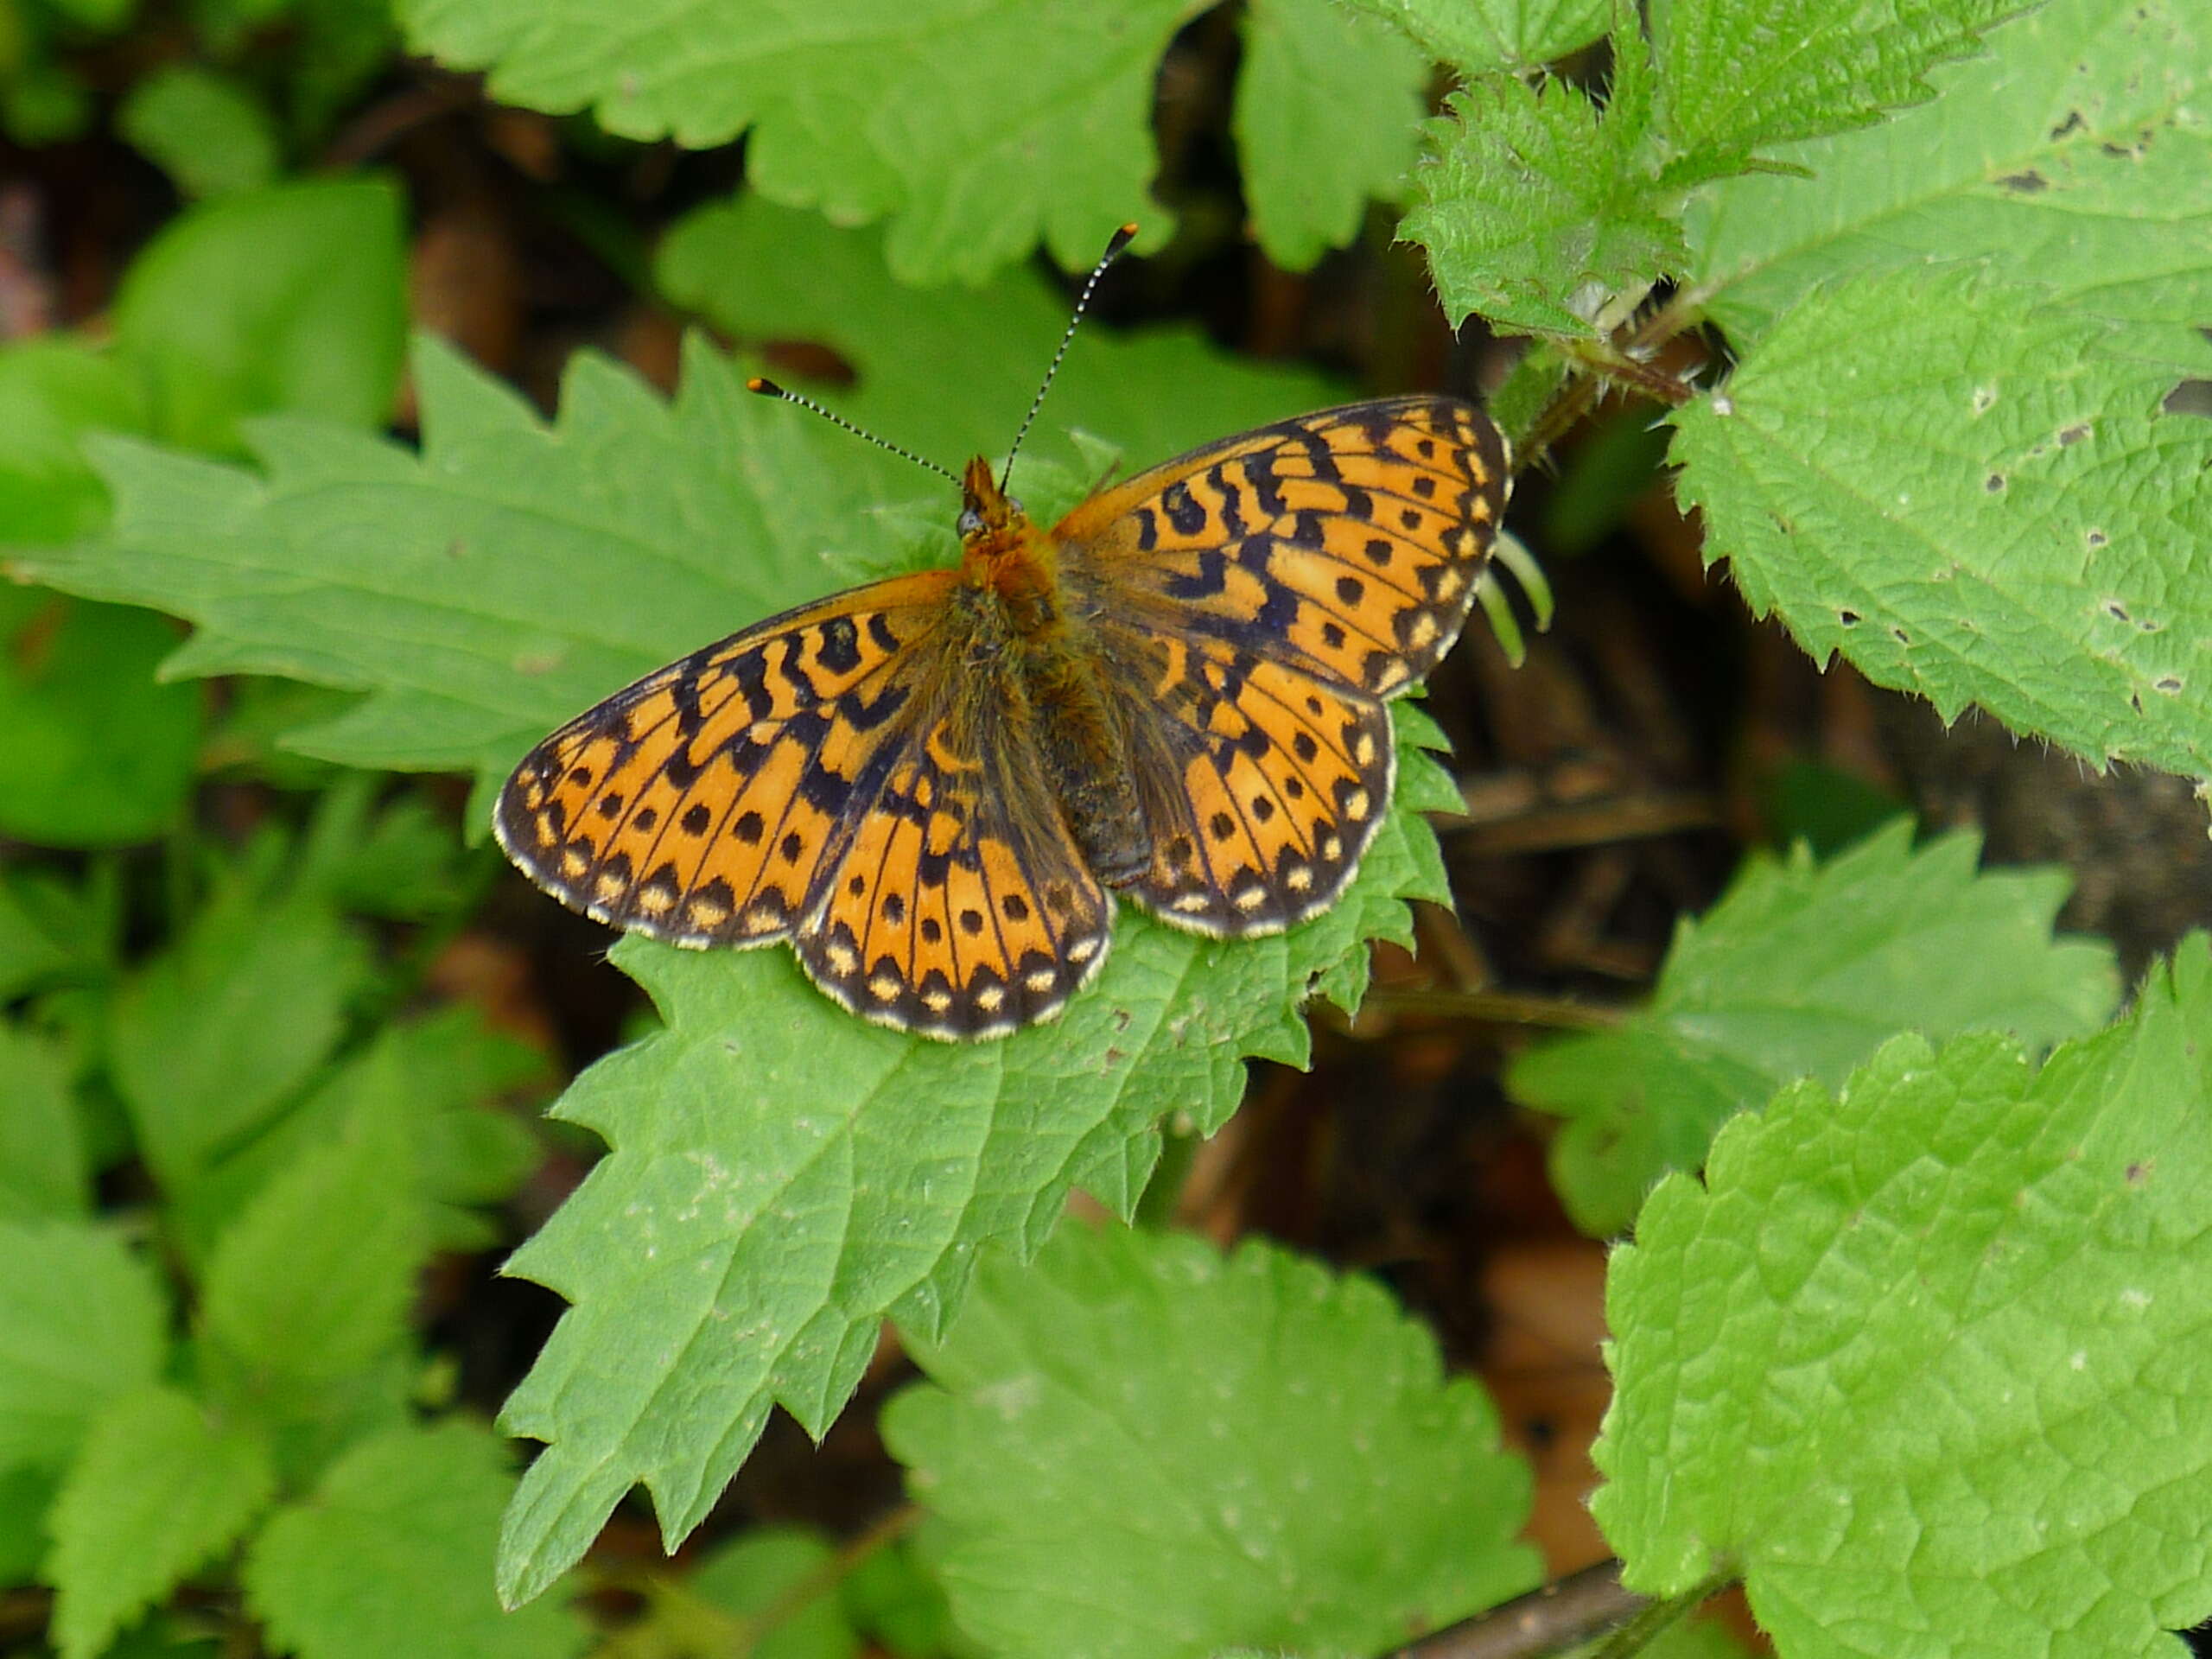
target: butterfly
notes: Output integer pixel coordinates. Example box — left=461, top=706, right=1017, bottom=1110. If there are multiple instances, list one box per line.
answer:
left=495, top=393, right=1509, bottom=1040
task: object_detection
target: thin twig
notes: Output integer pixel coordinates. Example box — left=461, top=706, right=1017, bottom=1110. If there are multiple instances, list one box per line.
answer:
left=1384, top=1559, right=1647, bottom=1658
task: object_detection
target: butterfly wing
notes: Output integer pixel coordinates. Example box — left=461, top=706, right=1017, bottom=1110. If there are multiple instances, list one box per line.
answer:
left=1050, top=396, right=1506, bottom=938
left=797, top=689, right=1113, bottom=1039
left=494, top=572, right=957, bottom=947
left=1091, top=623, right=1394, bottom=937
left=1055, top=395, right=1509, bottom=699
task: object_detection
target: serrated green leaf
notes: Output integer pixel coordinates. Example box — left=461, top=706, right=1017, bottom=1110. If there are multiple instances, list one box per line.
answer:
left=1340, top=0, right=1609, bottom=70
left=111, top=178, right=406, bottom=454
left=881, top=1224, right=1538, bottom=1659
left=0, top=1022, right=88, bottom=1220
left=656, top=194, right=1344, bottom=486
left=1689, top=0, right=2212, bottom=351
left=0, top=1221, right=168, bottom=1471
left=172, top=1002, right=545, bottom=1260
left=0, top=334, right=149, bottom=543
left=1511, top=821, right=2119, bottom=1234
left=691, top=1525, right=861, bottom=1659
left=0, top=589, right=202, bottom=846
left=195, top=1103, right=429, bottom=1418
left=1671, top=265, right=2212, bottom=779
left=42, top=1384, right=276, bottom=1659
left=245, top=1421, right=585, bottom=1659
left=398, top=0, right=1202, bottom=284
left=494, top=721, right=1449, bottom=1605
left=1404, top=75, right=1682, bottom=336
left=1593, top=934, right=2212, bottom=1656
left=107, top=879, right=375, bottom=1193
left=293, top=772, right=480, bottom=920
left=1649, top=0, right=2024, bottom=162
left=1235, top=0, right=1429, bottom=272
left=118, top=65, right=281, bottom=199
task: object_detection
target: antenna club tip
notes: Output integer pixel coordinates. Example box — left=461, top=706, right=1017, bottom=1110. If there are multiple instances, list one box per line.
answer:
left=1109, top=223, right=1139, bottom=254
left=746, top=376, right=784, bottom=397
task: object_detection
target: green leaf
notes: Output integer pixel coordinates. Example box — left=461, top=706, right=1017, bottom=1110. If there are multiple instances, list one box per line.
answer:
left=1671, top=264, right=2212, bottom=779
left=0, top=334, right=149, bottom=543
left=0, top=589, right=202, bottom=846
left=1234, top=0, right=1429, bottom=271
left=1649, top=0, right=2024, bottom=163
left=0, top=1465, right=60, bottom=1586
left=293, top=772, right=481, bottom=920
left=657, top=194, right=1344, bottom=486
left=173, top=1002, right=545, bottom=1260
left=42, top=1385, right=277, bottom=1659
left=1511, top=821, right=2119, bottom=1234
left=839, top=1537, right=959, bottom=1658
left=1593, top=935, right=2212, bottom=1656
left=0, top=1221, right=168, bottom=1472
left=117, top=65, right=281, bottom=199
left=1338, top=0, right=1609, bottom=70
left=0, top=865, right=114, bottom=1002
left=245, top=1422, right=585, bottom=1659
left=195, top=1100, right=430, bottom=1419
left=1688, top=0, right=2212, bottom=349
left=397, top=0, right=1202, bottom=284
left=496, top=710, right=1450, bottom=1605
left=690, top=1525, right=861, bottom=1659
left=1403, top=75, right=1683, bottom=336
left=111, top=178, right=407, bottom=454
left=107, top=878, right=375, bottom=1194
left=0, top=1022, right=89, bottom=1220
left=881, top=1225, right=1538, bottom=1659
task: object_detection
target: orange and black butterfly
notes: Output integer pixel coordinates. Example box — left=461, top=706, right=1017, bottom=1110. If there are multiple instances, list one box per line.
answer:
left=495, top=245, right=1510, bottom=1039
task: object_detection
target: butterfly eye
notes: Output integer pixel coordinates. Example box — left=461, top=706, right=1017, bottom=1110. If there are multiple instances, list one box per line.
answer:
left=957, top=506, right=984, bottom=537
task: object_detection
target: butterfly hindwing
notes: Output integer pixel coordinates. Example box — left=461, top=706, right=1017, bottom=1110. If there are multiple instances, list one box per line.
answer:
left=798, top=697, right=1112, bottom=1039
left=1056, top=396, right=1509, bottom=699
left=1098, top=625, right=1395, bottom=938
left=493, top=573, right=954, bottom=946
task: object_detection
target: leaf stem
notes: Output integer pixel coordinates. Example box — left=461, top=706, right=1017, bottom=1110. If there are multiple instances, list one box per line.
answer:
left=1382, top=1557, right=1647, bottom=1657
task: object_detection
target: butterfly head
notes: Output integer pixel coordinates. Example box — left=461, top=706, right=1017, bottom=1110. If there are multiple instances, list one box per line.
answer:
left=957, top=455, right=1030, bottom=559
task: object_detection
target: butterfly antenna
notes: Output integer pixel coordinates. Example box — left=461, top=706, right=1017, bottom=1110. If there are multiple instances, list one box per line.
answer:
left=1001, top=222, right=1138, bottom=491
left=746, top=377, right=961, bottom=484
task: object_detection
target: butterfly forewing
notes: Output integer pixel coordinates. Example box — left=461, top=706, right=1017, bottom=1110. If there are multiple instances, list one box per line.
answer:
left=494, top=573, right=954, bottom=945
left=1058, top=396, right=1509, bottom=699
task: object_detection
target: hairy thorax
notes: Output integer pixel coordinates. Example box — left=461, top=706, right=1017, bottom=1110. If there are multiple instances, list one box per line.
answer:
left=957, top=461, right=1152, bottom=888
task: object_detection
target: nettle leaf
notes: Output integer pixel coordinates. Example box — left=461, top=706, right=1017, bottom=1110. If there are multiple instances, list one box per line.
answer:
left=245, top=1422, right=584, bottom=1659
left=399, top=0, right=1201, bottom=285
left=1340, top=0, right=1609, bottom=71
left=1648, top=0, right=2025, bottom=164
left=1594, top=936, right=2212, bottom=1656
left=1235, top=0, right=1430, bottom=272
left=655, top=194, right=1343, bottom=485
left=0, top=1023, right=88, bottom=1222
left=1404, top=73, right=1683, bottom=337
left=1689, top=0, right=2212, bottom=347
left=42, top=1385, right=276, bottom=1659
left=881, top=1224, right=1538, bottom=1659
left=498, top=711, right=1450, bottom=1604
left=0, top=1221, right=168, bottom=1473
left=1510, top=822, right=2119, bottom=1234
left=1673, top=264, right=2212, bottom=779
